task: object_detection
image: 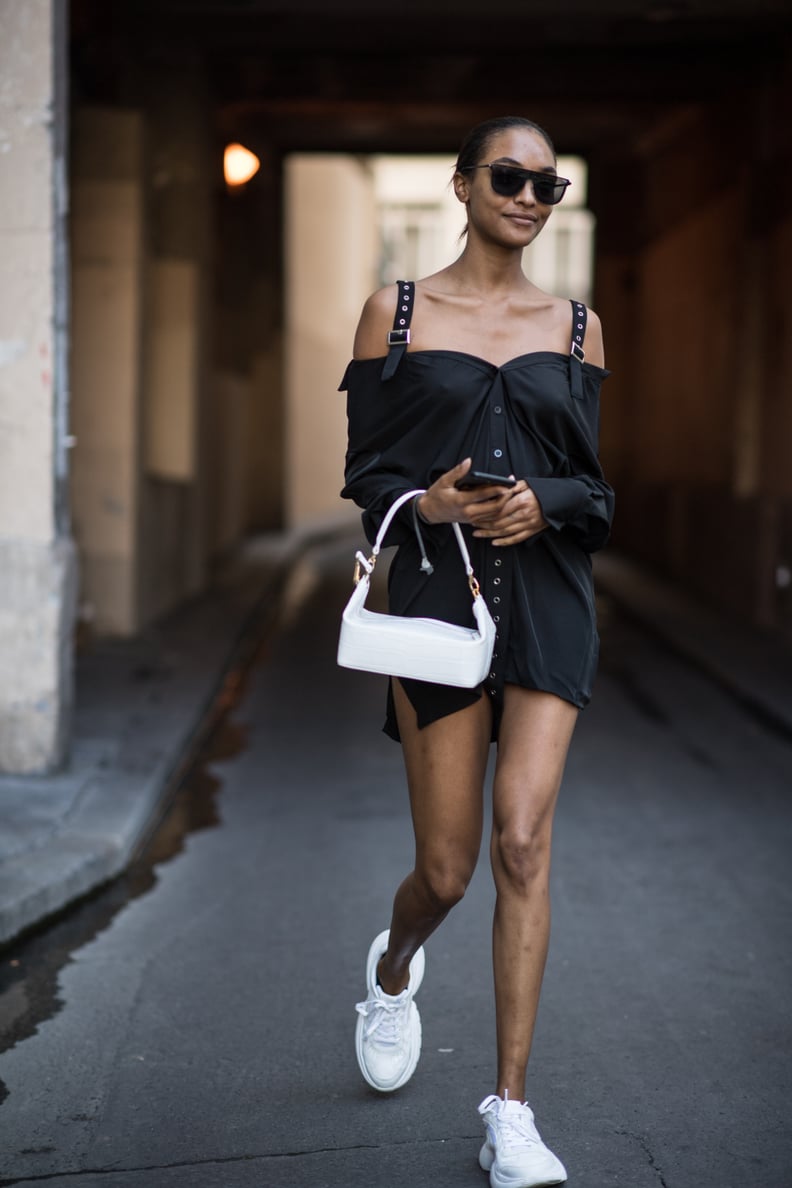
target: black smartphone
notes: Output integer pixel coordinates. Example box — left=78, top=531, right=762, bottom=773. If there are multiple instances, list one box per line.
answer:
left=455, top=470, right=517, bottom=491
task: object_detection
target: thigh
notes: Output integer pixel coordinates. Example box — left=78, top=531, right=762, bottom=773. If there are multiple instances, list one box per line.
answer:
left=492, top=685, right=579, bottom=834
left=393, top=678, right=492, bottom=868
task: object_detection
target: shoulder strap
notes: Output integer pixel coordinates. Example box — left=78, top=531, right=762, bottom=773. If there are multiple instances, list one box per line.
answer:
left=570, top=300, right=587, bottom=361
left=569, top=299, right=587, bottom=399
left=381, top=280, right=415, bottom=381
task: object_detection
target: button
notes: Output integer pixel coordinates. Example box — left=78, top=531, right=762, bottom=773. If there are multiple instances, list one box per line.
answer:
left=493, top=449, right=503, bottom=458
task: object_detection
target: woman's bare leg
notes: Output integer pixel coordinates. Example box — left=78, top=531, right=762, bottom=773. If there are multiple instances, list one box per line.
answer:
left=377, top=679, right=492, bottom=995
left=490, top=686, right=579, bottom=1100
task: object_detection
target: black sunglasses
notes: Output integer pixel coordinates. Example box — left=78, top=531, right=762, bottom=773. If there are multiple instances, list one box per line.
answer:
left=463, top=163, right=571, bottom=205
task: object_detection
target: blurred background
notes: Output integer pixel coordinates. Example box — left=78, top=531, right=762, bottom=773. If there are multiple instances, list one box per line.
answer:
left=1, top=0, right=790, bottom=775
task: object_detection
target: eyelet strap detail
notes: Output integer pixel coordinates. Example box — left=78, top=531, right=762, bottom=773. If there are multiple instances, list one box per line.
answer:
left=382, top=280, right=415, bottom=381
left=569, top=299, right=587, bottom=399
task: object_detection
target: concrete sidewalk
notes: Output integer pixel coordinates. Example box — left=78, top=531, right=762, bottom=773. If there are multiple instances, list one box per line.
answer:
left=1, top=542, right=790, bottom=950
left=0, top=524, right=352, bottom=949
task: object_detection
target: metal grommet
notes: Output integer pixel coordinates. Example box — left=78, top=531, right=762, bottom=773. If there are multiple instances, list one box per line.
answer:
left=493, top=449, right=503, bottom=458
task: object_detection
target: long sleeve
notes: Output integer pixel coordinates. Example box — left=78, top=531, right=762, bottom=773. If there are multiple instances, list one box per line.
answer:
left=341, top=447, right=417, bottom=547
left=527, top=474, right=615, bottom=553
left=339, top=358, right=423, bottom=547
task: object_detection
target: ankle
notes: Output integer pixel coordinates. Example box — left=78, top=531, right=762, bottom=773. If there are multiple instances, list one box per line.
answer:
left=376, top=954, right=410, bottom=997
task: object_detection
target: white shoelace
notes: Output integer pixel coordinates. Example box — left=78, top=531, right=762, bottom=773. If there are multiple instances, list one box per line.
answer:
left=491, top=1100, right=542, bottom=1154
left=355, top=992, right=409, bottom=1045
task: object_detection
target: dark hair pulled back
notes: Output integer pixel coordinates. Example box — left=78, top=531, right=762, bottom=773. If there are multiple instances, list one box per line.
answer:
left=455, top=115, right=556, bottom=174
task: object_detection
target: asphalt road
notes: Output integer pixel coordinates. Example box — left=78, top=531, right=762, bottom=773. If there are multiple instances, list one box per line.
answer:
left=1, top=536, right=791, bottom=1187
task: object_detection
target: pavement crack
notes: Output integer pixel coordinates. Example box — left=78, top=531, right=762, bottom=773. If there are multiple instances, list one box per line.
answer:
left=616, top=1128, right=669, bottom=1188
left=0, top=1135, right=480, bottom=1184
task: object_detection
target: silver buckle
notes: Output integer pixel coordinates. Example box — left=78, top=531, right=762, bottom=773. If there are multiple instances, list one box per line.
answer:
left=570, top=341, right=585, bottom=362
left=387, top=328, right=411, bottom=347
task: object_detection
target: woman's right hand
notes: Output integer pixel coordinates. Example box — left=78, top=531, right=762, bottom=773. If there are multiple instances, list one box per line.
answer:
left=417, top=459, right=525, bottom=527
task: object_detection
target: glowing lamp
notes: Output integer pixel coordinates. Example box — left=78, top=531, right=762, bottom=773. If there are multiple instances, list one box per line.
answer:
left=224, top=143, right=260, bottom=187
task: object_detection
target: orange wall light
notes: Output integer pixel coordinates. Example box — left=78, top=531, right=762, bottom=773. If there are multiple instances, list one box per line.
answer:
left=224, top=143, right=260, bottom=187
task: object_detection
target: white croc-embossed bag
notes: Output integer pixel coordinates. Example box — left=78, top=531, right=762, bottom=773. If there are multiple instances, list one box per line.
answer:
left=337, top=489, right=496, bottom=688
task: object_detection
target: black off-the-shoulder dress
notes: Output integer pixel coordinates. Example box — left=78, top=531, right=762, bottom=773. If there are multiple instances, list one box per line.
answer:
left=339, top=282, right=614, bottom=742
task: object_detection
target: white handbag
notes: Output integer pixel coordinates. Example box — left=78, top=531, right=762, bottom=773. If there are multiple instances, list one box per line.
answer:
left=337, top=489, right=496, bottom=688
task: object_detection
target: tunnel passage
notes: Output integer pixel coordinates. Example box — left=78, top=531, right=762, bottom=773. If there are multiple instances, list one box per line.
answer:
left=68, top=0, right=792, bottom=640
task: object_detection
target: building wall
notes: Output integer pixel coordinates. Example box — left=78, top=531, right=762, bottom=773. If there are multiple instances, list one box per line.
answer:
left=0, top=0, right=76, bottom=773
left=594, top=65, right=792, bottom=634
left=214, top=160, right=285, bottom=536
left=284, top=155, right=378, bottom=529
left=69, top=64, right=217, bottom=636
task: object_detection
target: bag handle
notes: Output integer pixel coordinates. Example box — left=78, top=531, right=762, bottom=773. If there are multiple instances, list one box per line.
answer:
left=355, top=489, right=481, bottom=597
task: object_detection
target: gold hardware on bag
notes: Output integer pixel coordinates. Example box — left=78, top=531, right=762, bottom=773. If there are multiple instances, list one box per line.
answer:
left=354, top=554, right=376, bottom=584
left=469, top=575, right=481, bottom=597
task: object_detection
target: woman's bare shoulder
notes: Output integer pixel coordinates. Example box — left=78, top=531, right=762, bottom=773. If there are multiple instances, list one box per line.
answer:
left=544, top=292, right=604, bottom=367
left=352, top=285, right=399, bottom=360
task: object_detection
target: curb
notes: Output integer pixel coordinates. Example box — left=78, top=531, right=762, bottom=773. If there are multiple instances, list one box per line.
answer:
left=0, top=525, right=352, bottom=949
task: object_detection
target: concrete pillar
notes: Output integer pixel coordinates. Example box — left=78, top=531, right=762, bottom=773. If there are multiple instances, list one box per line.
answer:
left=284, top=155, right=378, bottom=529
left=0, top=0, right=76, bottom=774
left=139, top=63, right=212, bottom=622
left=70, top=107, right=145, bottom=635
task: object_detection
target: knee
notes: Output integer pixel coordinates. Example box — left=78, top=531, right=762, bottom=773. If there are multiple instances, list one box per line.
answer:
left=493, top=825, right=551, bottom=894
left=417, top=860, right=473, bottom=914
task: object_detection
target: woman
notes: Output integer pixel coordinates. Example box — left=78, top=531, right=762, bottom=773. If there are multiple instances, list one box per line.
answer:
left=340, top=115, right=614, bottom=1188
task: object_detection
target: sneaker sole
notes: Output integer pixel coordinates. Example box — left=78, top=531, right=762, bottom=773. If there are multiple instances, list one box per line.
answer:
left=479, top=1143, right=567, bottom=1188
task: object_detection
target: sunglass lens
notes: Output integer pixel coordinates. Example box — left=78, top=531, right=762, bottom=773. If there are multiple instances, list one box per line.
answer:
left=488, top=166, right=567, bottom=204
left=533, top=179, right=560, bottom=204
left=489, top=166, right=525, bottom=197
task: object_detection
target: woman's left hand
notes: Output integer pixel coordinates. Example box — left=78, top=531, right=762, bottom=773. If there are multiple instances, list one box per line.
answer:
left=470, top=480, right=548, bottom=546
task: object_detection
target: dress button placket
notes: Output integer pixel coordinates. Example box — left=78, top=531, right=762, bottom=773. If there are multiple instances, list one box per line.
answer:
left=482, top=371, right=512, bottom=703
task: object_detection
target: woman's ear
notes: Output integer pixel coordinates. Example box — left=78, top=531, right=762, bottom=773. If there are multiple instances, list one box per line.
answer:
left=453, top=172, right=469, bottom=205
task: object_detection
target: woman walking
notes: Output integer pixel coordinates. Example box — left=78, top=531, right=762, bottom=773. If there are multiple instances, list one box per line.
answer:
left=340, top=115, right=614, bottom=1188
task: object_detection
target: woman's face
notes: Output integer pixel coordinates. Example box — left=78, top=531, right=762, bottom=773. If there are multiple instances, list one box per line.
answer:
left=455, top=127, right=558, bottom=247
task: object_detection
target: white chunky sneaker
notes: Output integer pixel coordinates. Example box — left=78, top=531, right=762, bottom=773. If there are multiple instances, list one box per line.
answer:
left=478, top=1093, right=567, bottom=1188
left=354, top=929, right=425, bottom=1092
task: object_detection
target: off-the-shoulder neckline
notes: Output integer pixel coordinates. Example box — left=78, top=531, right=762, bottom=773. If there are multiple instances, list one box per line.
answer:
left=348, top=348, right=609, bottom=374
